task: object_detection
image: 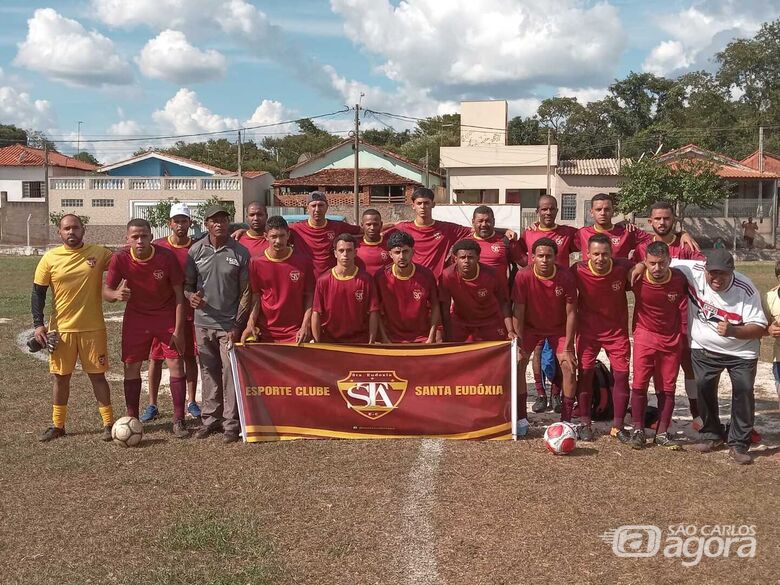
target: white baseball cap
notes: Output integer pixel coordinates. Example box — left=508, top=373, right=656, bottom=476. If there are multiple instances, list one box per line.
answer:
left=169, top=202, right=192, bottom=219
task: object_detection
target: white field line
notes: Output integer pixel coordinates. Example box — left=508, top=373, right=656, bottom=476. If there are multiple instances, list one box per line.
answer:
left=402, top=439, right=443, bottom=585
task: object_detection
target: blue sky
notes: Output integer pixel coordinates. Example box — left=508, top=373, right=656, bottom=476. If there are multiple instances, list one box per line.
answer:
left=0, top=0, right=777, bottom=163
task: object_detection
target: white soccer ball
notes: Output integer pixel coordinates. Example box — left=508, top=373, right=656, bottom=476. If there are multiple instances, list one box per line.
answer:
left=112, top=416, right=143, bottom=448
left=544, top=422, right=577, bottom=455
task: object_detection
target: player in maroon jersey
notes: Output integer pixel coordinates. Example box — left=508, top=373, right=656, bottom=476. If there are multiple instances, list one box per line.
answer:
left=471, top=205, right=526, bottom=292
left=241, top=216, right=315, bottom=344
left=291, top=192, right=362, bottom=275
left=513, top=238, right=577, bottom=434
left=143, top=203, right=200, bottom=424
left=356, top=208, right=395, bottom=276
left=312, top=233, right=379, bottom=343
left=634, top=201, right=705, bottom=428
left=236, top=201, right=269, bottom=258
left=104, top=218, right=189, bottom=438
left=523, top=194, right=579, bottom=413
left=439, top=239, right=516, bottom=343
left=570, top=233, right=633, bottom=441
left=619, top=241, right=689, bottom=450
left=375, top=231, right=440, bottom=343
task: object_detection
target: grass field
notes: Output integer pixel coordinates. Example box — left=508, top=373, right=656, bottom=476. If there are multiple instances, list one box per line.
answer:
left=1, top=255, right=779, bottom=584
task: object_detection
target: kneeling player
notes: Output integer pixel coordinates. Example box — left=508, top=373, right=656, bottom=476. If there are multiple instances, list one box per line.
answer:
left=571, top=233, right=633, bottom=441
left=312, top=234, right=379, bottom=343
left=375, top=231, right=440, bottom=343
left=620, top=241, right=688, bottom=449
left=513, top=238, right=577, bottom=435
left=104, top=219, right=189, bottom=438
left=241, top=216, right=315, bottom=343
left=439, top=239, right=516, bottom=342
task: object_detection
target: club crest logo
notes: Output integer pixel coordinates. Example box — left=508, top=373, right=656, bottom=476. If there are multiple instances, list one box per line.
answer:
left=611, top=236, right=621, bottom=246
left=355, top=289, right=364, bottom=302
left=702, top=302, right=718, bottom=319
left=98, top=354, right=106, bottom=365
left=153, top=269, right=164, bottom=280
left=612, top=280, right=623, bottom=291
left=289, top=270, right=301, bottom=282
left=433, top=231, right=443, bottom=240
left=491, top=244, right=501, bottom=254
left=337, top=370, right=408, bottom=420
left=555, top=286, right=564, bottom=297
left=86, top=257, right=97, bottom=268
left=327, top=232, right=335, bottom=240
left=554, top=236, right=565, bottom=246
left=412, top=289, right=423, bottom=301
left=477, top=288, right=488, bottom=298
left=667, top=292, right=679, bottom=303
left=381, top=251, right=389, bottom=261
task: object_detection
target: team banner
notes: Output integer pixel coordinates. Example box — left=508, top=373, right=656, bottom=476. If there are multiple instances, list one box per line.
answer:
left=230, top=341, right=516, bottom=442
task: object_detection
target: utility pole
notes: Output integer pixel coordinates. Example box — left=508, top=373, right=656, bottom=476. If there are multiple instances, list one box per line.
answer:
left=616, top=138, right=622, bottom=174
left=44, top=142, right=50, bottom=244
left=353, top=103, right=360, bottom=221
left=546, top=128, right=552, bottom=197
left=424, top=148, right=430, bottom=188
left=76, top=121, right=83, bottom=156
left=237, top=130, right=243, bottom=210
left=759, top=126, right=764, bottom=223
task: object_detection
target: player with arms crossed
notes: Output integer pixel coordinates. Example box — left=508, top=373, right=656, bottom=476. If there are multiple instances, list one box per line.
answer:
left=32, top=214, right=115, bottom=442
left=312, top=234, right=379, bottom=343
left=241, top=216, right=315, bottom=344
left=104, top=219, right=189, bottom=438
left=356, top=208, right=395, bottom=276
left=512, top=238, right=577, bottom=435
left=619, top=241, right=688, bottom=449
left=634, top=201, right=704, bottom=427
left=524, top=194, right=579, bottom=413
left=570, top=233, right=633, bottom=441
left=375, top=231, right=441, bottom=344
left=439, top=239, right=515, bottom=343
left=291, top=192, right=362, bottom=275
left=143, top=203, right=201, bottom=424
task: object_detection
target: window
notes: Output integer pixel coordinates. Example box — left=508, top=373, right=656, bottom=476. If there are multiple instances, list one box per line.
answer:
left=453, top=189, right=499, bottom=204
left=92, top=198, right=114, bottom=207
left=561, top=193, right=577, bottom=220
left=61, top=199, right=84, bottom=207
left=22, top=181, right=44, bottom=198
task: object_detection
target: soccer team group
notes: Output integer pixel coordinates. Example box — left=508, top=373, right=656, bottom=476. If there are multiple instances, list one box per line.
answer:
left=31, top=187, right=773, bottom=460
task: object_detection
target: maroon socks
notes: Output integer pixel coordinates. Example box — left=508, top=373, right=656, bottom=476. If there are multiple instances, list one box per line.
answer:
left=657, top=392, right=676, bottom=434
left=124, top=378, right=142, bottom=419
left=630, top=389, right=647, bottom=430
left=561, top=396, right=575, bottom=422
left=577, top=368, right=595, bottom=425
left=170, top=376, right=187, bottom=422
left=611, top=371, right=630, bottom=429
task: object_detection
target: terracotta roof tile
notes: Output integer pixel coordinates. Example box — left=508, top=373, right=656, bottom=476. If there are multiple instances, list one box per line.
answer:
left=557, top=158, right=630, bottom=176
left=0, top=144, right=98, bottom=171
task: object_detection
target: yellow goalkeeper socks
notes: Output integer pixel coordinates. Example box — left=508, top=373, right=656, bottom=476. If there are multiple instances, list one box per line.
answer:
left=52, top=404, right=67, bottom=429
left=98, top=404, right=113, bottom=427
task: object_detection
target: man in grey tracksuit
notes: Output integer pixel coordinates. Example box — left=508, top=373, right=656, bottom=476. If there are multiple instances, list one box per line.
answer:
left=185, top=205, right=250, bottom=443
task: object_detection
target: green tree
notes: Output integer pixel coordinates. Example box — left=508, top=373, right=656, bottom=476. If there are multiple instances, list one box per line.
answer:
left=49, top=211, right=90, bottom=227
left=618, top=158, right=733, bottom=222
left=26, top=130, right=58, bottom=152
left=145, top=198, right=181, bottom=228
left=73, top=151, right=100, bottom=166
left=0, top=124, right=27, bottom=147
left=192, top=196, right=236, bottom=226
left=507, top=116, right=545, bottom=145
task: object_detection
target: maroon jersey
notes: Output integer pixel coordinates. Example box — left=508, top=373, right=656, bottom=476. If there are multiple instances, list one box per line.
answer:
left=575, top=225, right=652, bottom=259
left=439, top=264, right=507, bottom=327
left=523, top=224, right=578, bottom=266
left=375, top=263, right=438, bottom=342
left=571, top=259, right=632, bottom=338
left=395, top=220, right=472, bottom=278
left=512, top=265, right=576, bottom=336
left=633, top=234, right=704, bottom=262
left=237, top=232, right=270, bottom=258
left=631, top=268, right=689, bottom=349
left=290, top=219, right=362, bottom=275
left=356, top=232, right=394, bottom=276
left=313, top=267, right=379, bottom=342
left=249, top=248, right=315, bottom=342
left=106, top=245, right=183, bottom=318
left=473, top=232, right=527, bottom=290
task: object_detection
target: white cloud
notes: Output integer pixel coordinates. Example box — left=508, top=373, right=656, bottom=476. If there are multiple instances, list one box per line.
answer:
left=108, top=120, right=144, bottom=135
left=642, top=0, right=780, bottom=76
left=556, top=87, right=609, bottom=105
left=0, top=85, right=55, bottom=130
left=330, top=0, right=626, bottom=100
left=152, top=88, right=240, bottom=135
left=14, top=8, right=132, bottom=87
left=136, top=30, right=226, bottom=83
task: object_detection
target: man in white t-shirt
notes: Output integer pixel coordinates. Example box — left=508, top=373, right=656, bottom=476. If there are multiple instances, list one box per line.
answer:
left=672, top=250, right=767, bottom=464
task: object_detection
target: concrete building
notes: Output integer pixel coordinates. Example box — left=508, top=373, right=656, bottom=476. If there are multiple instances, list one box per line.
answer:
left=556, top=158, right=628, bottom=226
left=48, top=151, right=273, bottom=243
left=440, top=100, right=557, bottom=206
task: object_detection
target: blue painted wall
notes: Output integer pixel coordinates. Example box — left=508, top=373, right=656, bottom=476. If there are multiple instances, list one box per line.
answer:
left=105, top=157, right=212, bottom=177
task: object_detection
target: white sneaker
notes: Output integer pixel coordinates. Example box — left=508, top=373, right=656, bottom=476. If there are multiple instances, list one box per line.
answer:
left=516, top=418, right=530, bottom=438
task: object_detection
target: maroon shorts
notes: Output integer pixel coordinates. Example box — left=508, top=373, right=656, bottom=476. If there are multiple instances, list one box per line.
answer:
left=150, top=321, right=196, bottom=360
left=125, top=316, right=178, bottom=363
left=521, top=332, right=567, bottom=355
left=632, top=340, right=681, bottom=392
left=450, top=318, right=506, bottom=342
left=577, top=333, right=630, bottom=371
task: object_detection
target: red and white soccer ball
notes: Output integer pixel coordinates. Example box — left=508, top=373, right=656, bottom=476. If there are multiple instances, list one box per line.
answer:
left=112, top=416, right=143, bottom=447
left=544, top=422, right=577, bottom=455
